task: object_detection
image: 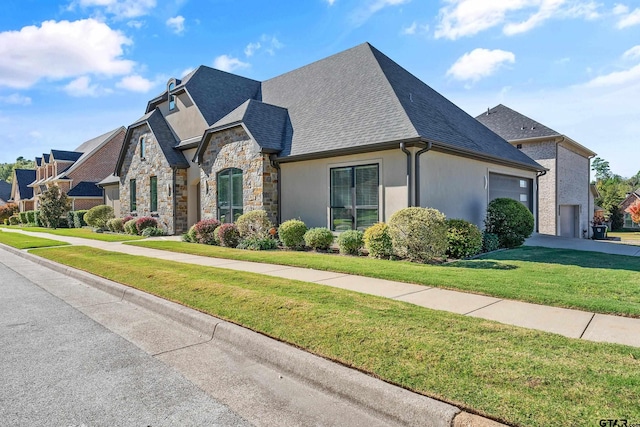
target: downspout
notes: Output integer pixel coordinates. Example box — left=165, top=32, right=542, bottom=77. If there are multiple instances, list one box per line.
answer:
left=269, top=154, right=281, bottom=225
left=536, top=170, right=547, bottom=233
left=414, top=141, right=432, bottom=207
left=400, top=142, right=412, bottom=207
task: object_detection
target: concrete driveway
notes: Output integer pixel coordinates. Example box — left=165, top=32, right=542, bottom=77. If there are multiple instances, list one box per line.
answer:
left=525, top=233, right=640, bottom=257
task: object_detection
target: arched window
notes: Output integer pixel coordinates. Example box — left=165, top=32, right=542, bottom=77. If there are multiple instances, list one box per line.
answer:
left=139, top=136, right=146, bottom=159
left=217, top=168, right=243, bottom=223
left=168, top=82, right=176, bottom=110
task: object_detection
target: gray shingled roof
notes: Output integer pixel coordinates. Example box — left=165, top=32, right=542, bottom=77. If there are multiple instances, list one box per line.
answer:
left=14, top=169, right=35, bottom=200
left=68, top=181, right=102, bottom=197
left=35, top=157, right=43, bottom=167
left=62, top=127, right=125, bottom=178
left=260, top=43, right=541, bottom=169
left=0, top=180, right=11, bottom=202
left=116, top=109, right=188, bottom=174
left=198, top=99, right=290, bottom=156
left=475, top=104, right=560, bottom=141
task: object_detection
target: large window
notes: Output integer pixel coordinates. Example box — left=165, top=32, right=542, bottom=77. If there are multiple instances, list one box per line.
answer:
left=150, top=176, right=157, bottom=212
left=217, top=168, right=243, bottom=223
left=130, top=179, right=137, bottom=212
left=330, top=164, right=379, bottom=231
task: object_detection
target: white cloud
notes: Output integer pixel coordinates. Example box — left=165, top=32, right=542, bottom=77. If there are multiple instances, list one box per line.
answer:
left=262, top=35, right=284, bottom=55
left=402, top=21, right=418, bottom=34
left=166, top=15, right=185, bottom=35
left=0, top=93, right=32, bottom=106
left=244, top=42, right=261, bottom=57
left=613, top=4, right=628, bottom=15
left=73, top=0, right=157, bottom=19
left=583, top=64, right=640, bottom=87
left=180, top=67, right=195, bottom=78
left=435, top=0, right=601, bottom=40
left=127, top=20, right=144, bottom=29
left=213, top=55, right=250, bottom=72
left=623, top=45, right=640, bottom=61
left=351, top=0, right=410, bottom=27
left=116, top=74, right=155, bottom=92
left=0, top=19, right=134, bottom=89
left=616, top=7, right=640, bottom=28
left=325, top=0, right=337, bottom=5
left=447, top=48, right=515, bottom=84
left=63, top=76, right=112, bottom=97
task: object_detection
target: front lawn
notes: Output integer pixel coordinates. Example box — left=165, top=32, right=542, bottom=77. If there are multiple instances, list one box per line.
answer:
left=126, top=241, right=640, bottom=317
left=0, top=226, right=144, bottom=242
left=29, top=246, right=640, bottom=427
left=608, top=230, right=640, bottom=246
left=0, top=230, right=68, bottom=249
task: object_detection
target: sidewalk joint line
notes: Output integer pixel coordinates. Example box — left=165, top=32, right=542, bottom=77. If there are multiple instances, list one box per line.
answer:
left=391, top=288, right=433, bottom=299
left=464, top=299, right=503, bottom=316
left=579, top=313, right=596, bottom=339
left=151, top=337, right=214, bottom=358
left=314, top=274, right=353, bottom=283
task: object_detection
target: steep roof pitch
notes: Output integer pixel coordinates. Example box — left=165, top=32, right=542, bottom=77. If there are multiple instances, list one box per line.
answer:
left=0, top=180, right=11, bottom=202
left=61, top=127, right=125, bottom=178
left=475, top=104, right=560, bottom=141
left=147, top=66, right=262, bottom=127
left=115, top=108, right=188, bottom=174
left=261, top=43, right=541, bottom=170
left=14, top=169, right=35, bottom=200
left=51, top=150, right=83, bottom=162
left=67, top=181, right=102, bottom=197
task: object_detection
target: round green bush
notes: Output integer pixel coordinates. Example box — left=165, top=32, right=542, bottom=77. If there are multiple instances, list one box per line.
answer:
left=74, top=210, right=89, bottom=228
left=106, top=218, right=124, bottom=233
left=8, top=215, right=19, bottom=225
left=218, top=223, right=240, bottom=248
left=236, top=210, right=273, bottom=239
left=388, top=207, right=448, bottom=262
left=446, top=219, right=482, bottom=259
left=193, top=218, right=221, bottom=245
left=84, top=205, right=115, bottom=229
left=337, top=230, right=364, bottom=255
left=141, top=227, right=165, bottom=237
left=484, top=198, right=534, bottom=249
left=303, top=227, right=335, bottom=251
left=124, top=219, right=138, bottom=235
left=183, top=225, right=197, bottom=242
left=278, top=219, right=308, bottom=249
left=363, top=222, right=393, bottom=258
left=482, top=231, right=500, bottom=253
left=237, top=236, right=278, bottom=250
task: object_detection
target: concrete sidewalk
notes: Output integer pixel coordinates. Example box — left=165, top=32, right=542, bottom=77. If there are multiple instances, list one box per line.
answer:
left=2, top=227, right=640, bottom=348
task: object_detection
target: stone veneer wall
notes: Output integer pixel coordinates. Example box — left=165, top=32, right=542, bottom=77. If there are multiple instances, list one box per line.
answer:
left=119, top=125, right=180, bottom=234
left=518, top=140, right=557, bottom=235
left=200, top=127, right=278, bottom=224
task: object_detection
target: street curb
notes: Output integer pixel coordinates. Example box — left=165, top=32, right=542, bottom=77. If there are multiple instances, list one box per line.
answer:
left=3, top=244, right=507, bottom=427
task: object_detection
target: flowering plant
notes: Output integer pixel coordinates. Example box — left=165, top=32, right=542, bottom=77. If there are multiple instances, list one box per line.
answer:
left=592, top=216, right=606, bottom=226
left=626, top=200, right=640, bottom=225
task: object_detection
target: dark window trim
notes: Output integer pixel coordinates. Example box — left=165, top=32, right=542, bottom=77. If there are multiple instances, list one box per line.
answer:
left=139, top=136, right=146, bottom=160
left=150, top=176, right=158, bottom=212
left=217, top=168, right=243, bottom=223
left=130, top=179, right=137, bottom=212
left=330, top=163, right=379, bottom=231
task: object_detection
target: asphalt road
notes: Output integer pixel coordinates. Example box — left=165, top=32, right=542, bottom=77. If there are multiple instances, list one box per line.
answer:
left=0, top=260, right=251, bottom=427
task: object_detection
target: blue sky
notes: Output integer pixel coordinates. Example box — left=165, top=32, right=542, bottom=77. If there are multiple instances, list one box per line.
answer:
left=0, top=0, right=638, bottom=177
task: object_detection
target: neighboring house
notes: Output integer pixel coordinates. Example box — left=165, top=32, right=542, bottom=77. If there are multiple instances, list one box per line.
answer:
left=476, top=104, right=596, bottom=238
left=30, top=127, right=126, bottom=211
left=10, top=169, right=36, bottom=212
left=0, top=180, right=11, bottom=205
left=116, top=43, right=543, bottom=235
left=621, top=189, right=640, bottom=229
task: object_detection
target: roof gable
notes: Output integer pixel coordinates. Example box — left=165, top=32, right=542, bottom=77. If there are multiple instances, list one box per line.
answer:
left=0, top=180, right=11, bottom=202
left=63, top=127, right=125, bottom=177
left=14, top=169, right=35, bottom=200
left=68, top=181, right=102, bottom=197
left=476, top=104, right=560, bottom=141
left=50, top=150, right=83, bottom=162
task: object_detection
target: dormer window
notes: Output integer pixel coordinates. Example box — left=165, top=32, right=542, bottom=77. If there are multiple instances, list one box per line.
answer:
left=168, top=81, right=176, bottom=110
left=140, top=136, right=146, bottom=159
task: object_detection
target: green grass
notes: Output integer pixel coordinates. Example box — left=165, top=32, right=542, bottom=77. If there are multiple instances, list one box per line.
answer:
left=126, top=240, right=640, bottom=317
left=608, top=230, right=640, bottom=245
left=0, top=230, right=68, bottom=249
left=29, top=245, right=640, bottom=427
left=0, top=225, right=144, bottom=242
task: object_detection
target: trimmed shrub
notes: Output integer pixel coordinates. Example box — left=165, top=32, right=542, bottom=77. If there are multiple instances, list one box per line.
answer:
left=193, top=218, right=221, bottom=245
left=484, top=198, right=534, bottom=249
left=141, top=227, right=165, bottom=237
left=19, top=212, right=28, bottom=224
left=278, top=219, right=308, bottom=249
left=337, top=230, right=364, bottom=255
left=84, top=205, right=114, bottom=229
left=363, top=222, right=394, bottom=258
left=236, top=210, right=273, bottom=239
left=4, top=219, right=8, bottom=225
left=446, top=219, right=482, bottom=259
left=213, top=226, right=222, bottom=245
left=9, top=215, right=19, bottom=225
left=106, top=218, right=124, bottom=233
left=73, top=210, right=89, bottom=228
left=66, top=211, right=75, bottom=228
left=57, top=217, right=70, bottom=228
left=124, top=219, right=138, bottom=235
left=136, top=216, right=158, bottom=234
left=482, top=232, right=500, bottom=253
left=26, top=210, right=36, bottom=224
left=0, top=203, right=18, bottom=223
left=388, top=207, right=448, bottom=262
left=303, top=227, right=335, bottom=251
left=34, top=210, right=42, bottom=227
left=182, top=225, right=197, bottom=243
left=218, top=223, right=240, bottom=248
left=237, top=236, right=278, bottom=250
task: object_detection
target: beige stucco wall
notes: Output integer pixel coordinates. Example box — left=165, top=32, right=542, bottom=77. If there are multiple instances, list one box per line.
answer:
left=557, top=144, right=591, bottom=237
left=280, top=149, right=411, bottom=229
left=418, top=151, right=538, bottom=230
left=159, top=93, right=209, bottom=142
